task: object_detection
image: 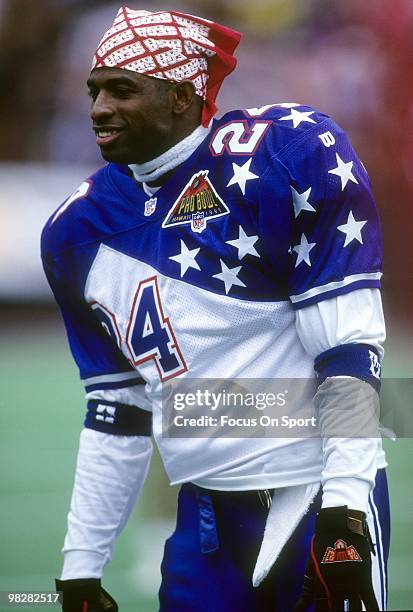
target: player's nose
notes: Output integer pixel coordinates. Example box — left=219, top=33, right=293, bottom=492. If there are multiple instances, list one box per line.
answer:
left=90, top=91, right=116, bottom=122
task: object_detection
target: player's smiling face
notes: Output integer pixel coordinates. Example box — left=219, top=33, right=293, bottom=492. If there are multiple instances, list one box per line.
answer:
left=87, top=68, right=175, bottom=165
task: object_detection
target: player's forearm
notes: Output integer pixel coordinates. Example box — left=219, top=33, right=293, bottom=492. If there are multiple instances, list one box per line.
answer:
left=315, top=377, right=380, bottom=512
left=321, top=470, right=375, bottom=512
left=61, top=428, right=152, bottom=579
left=295, top=289, right=384, bottom=512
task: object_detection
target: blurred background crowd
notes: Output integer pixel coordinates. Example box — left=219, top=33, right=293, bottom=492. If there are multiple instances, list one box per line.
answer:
left=1, top=1, right=412, bottom=610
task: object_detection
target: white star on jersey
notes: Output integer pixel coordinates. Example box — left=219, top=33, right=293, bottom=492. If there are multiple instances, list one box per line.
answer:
left=169, top=240, right=201, bottom=277
left=291, top=186, right=316, bottom=218
left=337, top=210, right=367, bottom=247
left=293, top=234, right=316, bottom=267
left=279, top=108, right=316, bottom=128
left=226, top=226, right=260, bottom=259
left=227, top=158, right=259, bottom=195
left=328, top=154, right=359, bottom=191
left=213, top=260, right=246, bottom=294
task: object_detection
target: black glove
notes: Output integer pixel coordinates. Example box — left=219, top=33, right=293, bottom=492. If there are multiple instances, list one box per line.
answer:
left=294, top=506, right=379, bottom=611
left=55, top=578, right=118, bottom=612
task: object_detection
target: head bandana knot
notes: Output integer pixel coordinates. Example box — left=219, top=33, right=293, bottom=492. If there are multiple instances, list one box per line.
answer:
left=92, top=6, right=242, bottom=126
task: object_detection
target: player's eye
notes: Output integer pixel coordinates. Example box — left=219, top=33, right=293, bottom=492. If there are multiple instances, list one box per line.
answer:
left=113, top=86, right=134, bottom=98
left=88, top=89, right=98, bottom=102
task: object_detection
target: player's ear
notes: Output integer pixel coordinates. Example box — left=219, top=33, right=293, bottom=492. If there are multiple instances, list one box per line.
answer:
left=172, top=81, right=197, bottom=116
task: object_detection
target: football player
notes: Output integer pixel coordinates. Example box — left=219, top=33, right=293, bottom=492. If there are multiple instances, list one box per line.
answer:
left=42, top=6, right=390, bottom=611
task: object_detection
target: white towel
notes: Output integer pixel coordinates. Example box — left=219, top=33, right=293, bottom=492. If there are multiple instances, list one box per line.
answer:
left=252, top=482, right=320, bottom=587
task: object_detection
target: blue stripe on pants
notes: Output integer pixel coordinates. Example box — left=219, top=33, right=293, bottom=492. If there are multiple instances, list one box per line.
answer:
left=369, top=469, right=391, bottom=610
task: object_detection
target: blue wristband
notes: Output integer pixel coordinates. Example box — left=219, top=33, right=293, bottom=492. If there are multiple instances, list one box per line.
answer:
left=85, top=399, right=152, bottom=435
left=314, top=343, right=381, bottom=391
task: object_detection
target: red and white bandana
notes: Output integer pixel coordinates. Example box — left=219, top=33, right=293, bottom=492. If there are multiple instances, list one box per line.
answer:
left=91, top=6, right=241, bottom=126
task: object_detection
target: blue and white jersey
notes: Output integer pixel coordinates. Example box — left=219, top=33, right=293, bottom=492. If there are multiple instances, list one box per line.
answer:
left=41, top=103, right=382, bottom=486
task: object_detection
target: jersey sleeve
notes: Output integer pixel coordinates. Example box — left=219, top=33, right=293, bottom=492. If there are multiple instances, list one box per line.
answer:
left=277, top=117, right=382, bottom=309
left=41, top=251, right=152, bottom=436
left=271, top=120, right=383, bottom=513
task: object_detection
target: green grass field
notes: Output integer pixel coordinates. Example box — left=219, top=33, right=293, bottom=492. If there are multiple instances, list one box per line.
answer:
left=1, top=313, right=412, bottom=611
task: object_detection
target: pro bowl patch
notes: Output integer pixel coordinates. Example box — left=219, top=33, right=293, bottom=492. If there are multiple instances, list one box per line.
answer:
left=321, top=539, right=363, bottom=563
left=162, top=170, right=229, bottom=233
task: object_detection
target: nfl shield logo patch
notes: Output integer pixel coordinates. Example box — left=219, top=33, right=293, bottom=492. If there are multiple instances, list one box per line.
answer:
left=144, top=197, right=157, bottom=216
left=191, top=211, right=206, bottom=233
left=162, top=170, right=229, bottom=233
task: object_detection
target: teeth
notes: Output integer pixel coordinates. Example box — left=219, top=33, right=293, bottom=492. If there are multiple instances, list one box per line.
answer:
left=98, top=130, right=118, bottom=137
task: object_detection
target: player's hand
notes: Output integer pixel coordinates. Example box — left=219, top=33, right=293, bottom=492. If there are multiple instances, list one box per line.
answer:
left=294, top=506, right=379, bottom=611
left=55, top=578, right=118, bottom=612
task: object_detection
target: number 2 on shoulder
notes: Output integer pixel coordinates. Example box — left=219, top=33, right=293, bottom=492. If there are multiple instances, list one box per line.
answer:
left=209, top=120, right=271, bottom=156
